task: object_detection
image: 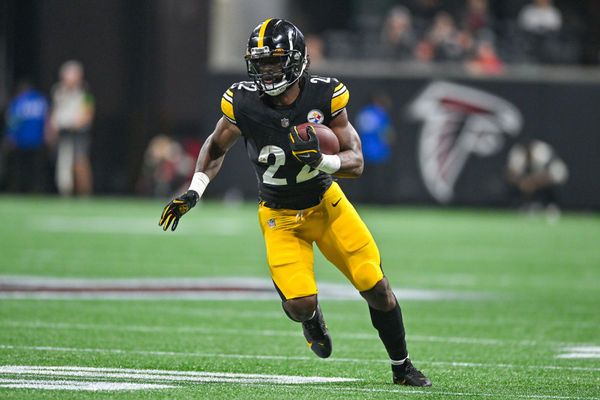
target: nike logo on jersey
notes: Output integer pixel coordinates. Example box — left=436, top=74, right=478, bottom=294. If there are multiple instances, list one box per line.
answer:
left=332, top=198, right=341, bottom=207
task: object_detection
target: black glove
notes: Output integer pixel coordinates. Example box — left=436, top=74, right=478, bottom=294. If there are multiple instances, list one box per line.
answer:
left=289, top=125, right=322, bottom=167
left=158, top=190, right=199, bottom=231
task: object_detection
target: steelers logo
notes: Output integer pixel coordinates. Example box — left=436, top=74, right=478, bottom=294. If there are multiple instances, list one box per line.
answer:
left=307, top=109, right=324, bottom=124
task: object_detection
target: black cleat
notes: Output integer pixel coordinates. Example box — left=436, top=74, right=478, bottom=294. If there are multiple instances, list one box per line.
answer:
left=392, top=359, right=432, bottom=387
left=301, top=304, right=332, bottom=358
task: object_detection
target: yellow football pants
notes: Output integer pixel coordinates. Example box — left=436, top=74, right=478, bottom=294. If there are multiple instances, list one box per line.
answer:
left=258, top=182, right=383, bottom=300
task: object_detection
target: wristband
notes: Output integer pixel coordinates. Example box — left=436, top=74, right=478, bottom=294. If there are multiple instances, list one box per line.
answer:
left=315, top=154, right=341, bottom=174
left=188, top=172, right=210, bottom=197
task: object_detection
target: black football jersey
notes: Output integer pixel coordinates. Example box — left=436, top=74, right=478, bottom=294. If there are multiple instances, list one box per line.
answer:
left=220, top=75, right=350, bottom=209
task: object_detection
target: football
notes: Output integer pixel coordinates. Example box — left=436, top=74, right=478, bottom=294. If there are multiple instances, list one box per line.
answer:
left=295, top=123, right=340, bottom=155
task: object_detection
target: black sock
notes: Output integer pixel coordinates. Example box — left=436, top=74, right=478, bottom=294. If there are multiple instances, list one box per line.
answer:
left=369, top=301, right=408, bottom=361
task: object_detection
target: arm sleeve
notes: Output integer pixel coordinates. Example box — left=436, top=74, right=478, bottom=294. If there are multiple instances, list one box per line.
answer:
left=331, top=82, right=349, bottom=118
left=221, top=89, right=236, bottom=124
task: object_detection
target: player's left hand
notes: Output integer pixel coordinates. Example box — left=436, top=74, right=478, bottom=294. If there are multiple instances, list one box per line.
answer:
left=158, top=190, right=199, bottom=232
left=290, top=125, right=322, bottom=167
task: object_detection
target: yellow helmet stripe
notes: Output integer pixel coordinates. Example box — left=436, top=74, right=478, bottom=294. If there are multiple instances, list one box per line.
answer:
left=257, top=18, right=273, bottom=48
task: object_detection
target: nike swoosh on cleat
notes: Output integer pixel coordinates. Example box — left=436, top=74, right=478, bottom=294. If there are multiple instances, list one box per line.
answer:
left=298, top=154, right=311, bottom=158
left=332, top=198, right=341, bottom=207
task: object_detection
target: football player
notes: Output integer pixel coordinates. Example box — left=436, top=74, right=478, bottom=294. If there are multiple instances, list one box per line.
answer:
left=159, top=18, right=431, bottom=387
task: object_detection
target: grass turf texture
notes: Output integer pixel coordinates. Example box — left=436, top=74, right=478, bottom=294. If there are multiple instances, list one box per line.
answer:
left=0, top=195, right=599, bottom=399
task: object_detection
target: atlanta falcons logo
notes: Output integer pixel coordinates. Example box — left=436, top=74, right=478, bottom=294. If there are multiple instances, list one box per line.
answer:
left=409, top=81, right=522, bottom=203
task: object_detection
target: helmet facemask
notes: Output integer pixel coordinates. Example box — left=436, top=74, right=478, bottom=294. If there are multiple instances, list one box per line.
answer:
left=246, top=47, right=307, bottom=96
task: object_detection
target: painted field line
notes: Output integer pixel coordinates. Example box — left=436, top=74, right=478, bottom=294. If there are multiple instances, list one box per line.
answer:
left=29, top=215, right=247, bottom=236
left=556, top=346, right=600, bottom=359
left=0, top=365, right=357, bottom=385
left=246, top=383, right=600, bottom=400
left=0, top=275, right=491, bottom=301
left=0, top=378, right=176, bottom=391
left=557, top=354, right=600, bottom=359
left=2, top=345, right=599, bottom=372
left=4, top=320, right=596, bottom=348
left=1, top=367, right=597, bottom=399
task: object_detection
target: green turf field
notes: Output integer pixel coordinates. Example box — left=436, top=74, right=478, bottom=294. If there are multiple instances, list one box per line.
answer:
left=0, top=195, right=599, bottom=399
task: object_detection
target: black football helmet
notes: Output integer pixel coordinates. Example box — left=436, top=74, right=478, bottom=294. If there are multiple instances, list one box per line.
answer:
left=245, top=19, right=308, bottom=96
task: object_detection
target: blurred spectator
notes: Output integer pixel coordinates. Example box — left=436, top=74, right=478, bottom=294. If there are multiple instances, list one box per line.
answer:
left=461, top=0, right=494, bottom=38
left=3, top=79, right=49, bottom=193
left=465, top=40, right=504, bottom=75
left=518, top=0, right=562, bottom=34
left=410, top=0, right=443, bottom=34
left=314, top=0, right=589, bottom=66
left=355, top=92, right=394, bottom=164
left=47, top=60, right=95, bottom=196
left=353, top=92, right=395, bottom=203
left=380, top=6, right=417, bottom=60
left=517, top=0, right=567, bottom=63
left=415, top=12, right=471, bottom=62
left=506, top=139, right=568, bottom=215
left=137, top=135, right=194, bottom=197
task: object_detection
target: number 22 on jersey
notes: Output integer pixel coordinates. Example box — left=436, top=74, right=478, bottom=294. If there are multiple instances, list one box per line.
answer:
left=258, top=145, right=318, bottom=185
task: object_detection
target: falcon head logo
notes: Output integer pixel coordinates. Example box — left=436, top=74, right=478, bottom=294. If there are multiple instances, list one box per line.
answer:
left=409, top=81, right=523, bottom=203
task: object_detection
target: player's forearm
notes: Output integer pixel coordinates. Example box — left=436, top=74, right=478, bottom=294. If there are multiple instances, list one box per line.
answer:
left=194, top=135, right=226, bottom=181
left=187, top=138, right=224, bottom=197
left=333, top=149, right=364, bottom=178
left=188, top=118, right=241, bottom=195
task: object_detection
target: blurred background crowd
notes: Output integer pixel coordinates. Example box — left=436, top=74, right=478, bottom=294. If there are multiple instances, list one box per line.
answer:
left=1, top=0, right=598, bottom=211
left=295, top=0, right=597, bottom=72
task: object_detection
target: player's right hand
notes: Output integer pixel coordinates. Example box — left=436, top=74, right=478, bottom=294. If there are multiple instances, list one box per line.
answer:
left=159, top=190, right=199, bottom=232
left=290, top=125, right=322, bottom=167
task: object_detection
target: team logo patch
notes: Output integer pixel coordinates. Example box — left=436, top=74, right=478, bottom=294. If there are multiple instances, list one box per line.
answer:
left=409, top=81, right=522, bottom=204
left=267, top=219, right=276, bottom=229
left=281, top=118, right=289, bottom=128
left=307, top=109, right=324, bottom=124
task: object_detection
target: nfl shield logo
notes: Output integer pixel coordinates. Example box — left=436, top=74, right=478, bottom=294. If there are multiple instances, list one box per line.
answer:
left=268, top=219, right=276, bottom=228
left=281, top=118, right=289, bottom=127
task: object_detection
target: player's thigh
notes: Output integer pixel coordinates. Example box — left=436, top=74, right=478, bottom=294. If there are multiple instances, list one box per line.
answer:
left=258, top=206, right=317, bottom=300
left=317, top=192, right=383, bottom=292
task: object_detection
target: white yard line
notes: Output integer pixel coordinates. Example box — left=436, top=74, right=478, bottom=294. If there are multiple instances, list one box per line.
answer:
left=0, top=378, right=176, bottom=391
left=560, top=346, right=600, bottom=352
left=3, top=320, right=595, bottom=348
left=0, top=275, right=491, bottom=301
left=1, top=345, right=598, bottom=372
left=0, top=365, right=597, bottom=398
left=556, top=346, right=600, bottom=359
left=557, top=354, right=600, bottom=359
left=29, top=215, right=248, bottom=236
left=0, top=365, right=357, bottom=384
